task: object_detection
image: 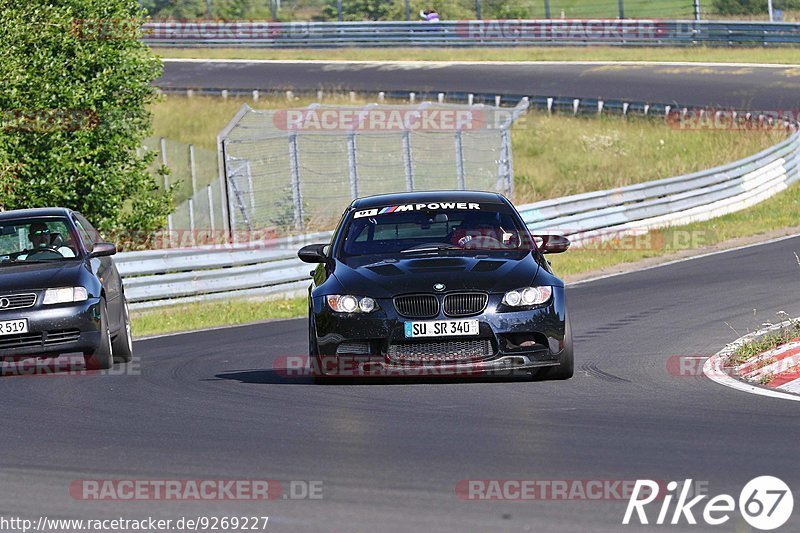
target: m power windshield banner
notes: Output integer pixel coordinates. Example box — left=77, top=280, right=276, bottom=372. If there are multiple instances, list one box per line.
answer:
left=353, top=202, right=483, bottom=219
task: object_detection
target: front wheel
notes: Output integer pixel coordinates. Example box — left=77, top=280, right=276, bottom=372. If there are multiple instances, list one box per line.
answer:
left=112, top=296, right=133, bottom=363
left=309, top=313, right=338, bottom=385
left=536, top=312, right=574, bottom=381
left=85, top=298, right=113, bottom=371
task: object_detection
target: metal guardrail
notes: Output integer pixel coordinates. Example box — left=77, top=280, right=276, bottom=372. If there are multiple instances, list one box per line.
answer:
left=143, top=20, right=800, bottom=48
left=120, top=124, right=800, bottom=309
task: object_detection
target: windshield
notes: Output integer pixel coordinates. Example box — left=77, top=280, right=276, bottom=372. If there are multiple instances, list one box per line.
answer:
left=0, top=217, right=81, bottom=263
left=340, top=202, right=532, bottom=257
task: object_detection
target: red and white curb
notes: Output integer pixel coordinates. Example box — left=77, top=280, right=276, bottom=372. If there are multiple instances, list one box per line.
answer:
left=703, top=318, right=800, bottom=402
left=737, top=340, right=800, bottom=393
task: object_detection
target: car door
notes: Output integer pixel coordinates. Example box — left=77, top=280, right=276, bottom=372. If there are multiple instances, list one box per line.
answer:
left=72, top=213, right=124, bottom=333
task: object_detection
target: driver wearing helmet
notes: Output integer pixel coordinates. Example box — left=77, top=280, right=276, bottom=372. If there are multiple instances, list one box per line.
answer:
left=449, top=212, right=504, bottom=248
left=17, top=222, right=76, bottom=259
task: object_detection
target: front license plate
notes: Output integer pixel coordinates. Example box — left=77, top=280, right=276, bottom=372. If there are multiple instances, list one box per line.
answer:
left=0, top=319, right=28, bottom=336
left=404, top=319, right=479, bottom=338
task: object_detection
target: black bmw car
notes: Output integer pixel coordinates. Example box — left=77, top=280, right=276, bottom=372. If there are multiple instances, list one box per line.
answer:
left=298, top=191, right=572, bottom=382
left=0, top=208, right=132, bottom=371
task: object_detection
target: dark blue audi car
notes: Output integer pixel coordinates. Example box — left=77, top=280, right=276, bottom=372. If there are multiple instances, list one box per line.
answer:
left=298, top=191, right=572, bottom=382
left=0, top=208, right=132, bottom=371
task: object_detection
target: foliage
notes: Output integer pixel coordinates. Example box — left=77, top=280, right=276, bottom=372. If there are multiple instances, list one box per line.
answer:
left=0, top=0, right=172, bottom=234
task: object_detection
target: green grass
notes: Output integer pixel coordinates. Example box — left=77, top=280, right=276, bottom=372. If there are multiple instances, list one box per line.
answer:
left=131, top=297, right=306, bottom=337
left=549, top=182, right=800, bottom=276
left=151, top=95, right=784, bottom=204
left=130, top=182, right=800, bottom=337
left=729, top=321, right=800, bottom=365
left=153, top=46, right=800, bottom=64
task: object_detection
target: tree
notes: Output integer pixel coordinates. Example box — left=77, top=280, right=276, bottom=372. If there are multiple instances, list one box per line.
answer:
left=0, top=0, right=172, bottom=235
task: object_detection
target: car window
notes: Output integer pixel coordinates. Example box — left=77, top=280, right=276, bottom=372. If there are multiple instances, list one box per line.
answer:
left=75, top=217, right=95, bottom=250
left=341, top=202, right=531, bottom=257
left=0, top=217, right=80, bottom=263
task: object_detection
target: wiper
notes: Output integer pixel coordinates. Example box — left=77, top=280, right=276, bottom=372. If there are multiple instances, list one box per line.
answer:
left=2, top=259, right=56, bottom=265
left=400, top=245, right=461, bottom=254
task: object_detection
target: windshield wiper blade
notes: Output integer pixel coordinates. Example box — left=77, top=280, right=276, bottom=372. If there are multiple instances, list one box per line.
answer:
left=400, top=245, right=460, bottom=254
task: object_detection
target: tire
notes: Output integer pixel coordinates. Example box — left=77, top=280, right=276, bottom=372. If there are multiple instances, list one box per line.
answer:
left=537, top=312, right=574, bottom=381
left=111, top=296, right=133, bottom=364
left=85, top=298, right=113, bottom=371
left=309, top=313, right=336, bottom=385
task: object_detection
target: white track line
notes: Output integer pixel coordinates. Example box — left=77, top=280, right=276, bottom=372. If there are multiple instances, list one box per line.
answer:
left=160, top=58, right=800, bottom=69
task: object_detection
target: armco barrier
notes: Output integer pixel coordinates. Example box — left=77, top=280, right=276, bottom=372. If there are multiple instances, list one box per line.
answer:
left=142, top=20, right=800, bottom=48
left=119, top=129, right=800, bottom=309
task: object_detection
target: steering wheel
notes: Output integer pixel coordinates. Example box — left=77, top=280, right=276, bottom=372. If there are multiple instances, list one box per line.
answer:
left=23, top=248, right=63, bottom=260
left=462, top=235, right=504, bottom=250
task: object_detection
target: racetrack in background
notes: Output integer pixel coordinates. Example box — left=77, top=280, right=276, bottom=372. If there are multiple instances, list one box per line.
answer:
left=158, top=60, right=800, bottom=110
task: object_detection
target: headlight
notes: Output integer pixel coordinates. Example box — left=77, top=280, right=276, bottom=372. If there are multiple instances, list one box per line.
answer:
left=501, top=286, right=552, bottom=307
left=326, top=295, right=378, bottom=313
left=43, top=287, right=89, bottom=305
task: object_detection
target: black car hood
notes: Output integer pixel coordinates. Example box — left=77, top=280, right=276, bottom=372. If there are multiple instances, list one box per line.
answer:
left=329, top=252, right=553, bottom=298
left=0, top=260, right=85, bottom=293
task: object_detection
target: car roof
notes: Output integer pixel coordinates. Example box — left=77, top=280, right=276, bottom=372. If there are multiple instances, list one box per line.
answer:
left=351, top=190, right=507, bottom=210
left=0, top=207, right=74, bottom=221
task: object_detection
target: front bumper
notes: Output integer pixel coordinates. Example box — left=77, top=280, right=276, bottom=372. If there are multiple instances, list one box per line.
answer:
left=0, top=297, right=103, bottom=359
left=311, top=288, right=567, bottom=377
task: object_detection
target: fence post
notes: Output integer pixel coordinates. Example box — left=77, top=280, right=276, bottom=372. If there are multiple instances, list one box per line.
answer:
left=403, top=129, right=415, bottom=191
left=337, top=0, right=343, bottom=21
left=347, top=131, right=359, bottom=199
left=618, top=0, right=625, bottom=19
left=475, top=0, right=481, bottom=20
left=218, top=139, right=231, bottom=240
left=498, top=128, right=513, bottom=197
left=207, top=185, right=215, bottom=234
left=405, top=0, right=410, bottom=21
left=189, top=144, right=197, bottom=244
left=455, top=129, right=466, bottom=190
left=160, top=138, right=173, bottom=241
left=694, top=0, right=701, bottom=21
left=544, top=0, right=551, bottom=19
left=288, top=132, right=304, bottom=230
left=245, top=161, right=255, bottom=228
left=271, top=0, right=277, bottom=20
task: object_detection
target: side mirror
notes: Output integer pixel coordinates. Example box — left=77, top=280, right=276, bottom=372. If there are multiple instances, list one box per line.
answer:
left=536, top=235, right=570, bottom=254
left=89, top=242, right=117, bottom=258
left=298, top=243, right=328, bottom=263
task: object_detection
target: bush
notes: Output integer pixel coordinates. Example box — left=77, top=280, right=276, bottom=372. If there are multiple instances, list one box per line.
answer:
left=0, top=0, right=172, bottom=234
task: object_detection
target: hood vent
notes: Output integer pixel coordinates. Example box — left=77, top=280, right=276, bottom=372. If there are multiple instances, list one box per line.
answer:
left=471, top=260, right=504, bottom=272
left=366, top=264, right=403, bottom=276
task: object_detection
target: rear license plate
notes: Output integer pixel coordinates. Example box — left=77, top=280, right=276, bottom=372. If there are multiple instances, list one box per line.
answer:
left=0, top=319, right=28, bottom=336
left=404, top=319, right=479, bottom=338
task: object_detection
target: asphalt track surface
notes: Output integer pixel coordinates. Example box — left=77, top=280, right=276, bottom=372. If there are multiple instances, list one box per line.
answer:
left=158, top=60, right=800, bottom=110
left=2, top=235, right=800, bottom=532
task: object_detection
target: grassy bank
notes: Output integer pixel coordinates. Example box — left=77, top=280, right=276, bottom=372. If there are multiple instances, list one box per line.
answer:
left=154, top=46, right=800, bottom=65
left=131, top=297, right=305, bottom=337
left=131, top=182, right=800, bottom=337
left=151, top=95, right=784, bottom=204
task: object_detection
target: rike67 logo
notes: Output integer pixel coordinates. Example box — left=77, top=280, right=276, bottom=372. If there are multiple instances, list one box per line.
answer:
left=623, top=477, right=793, bottom=530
